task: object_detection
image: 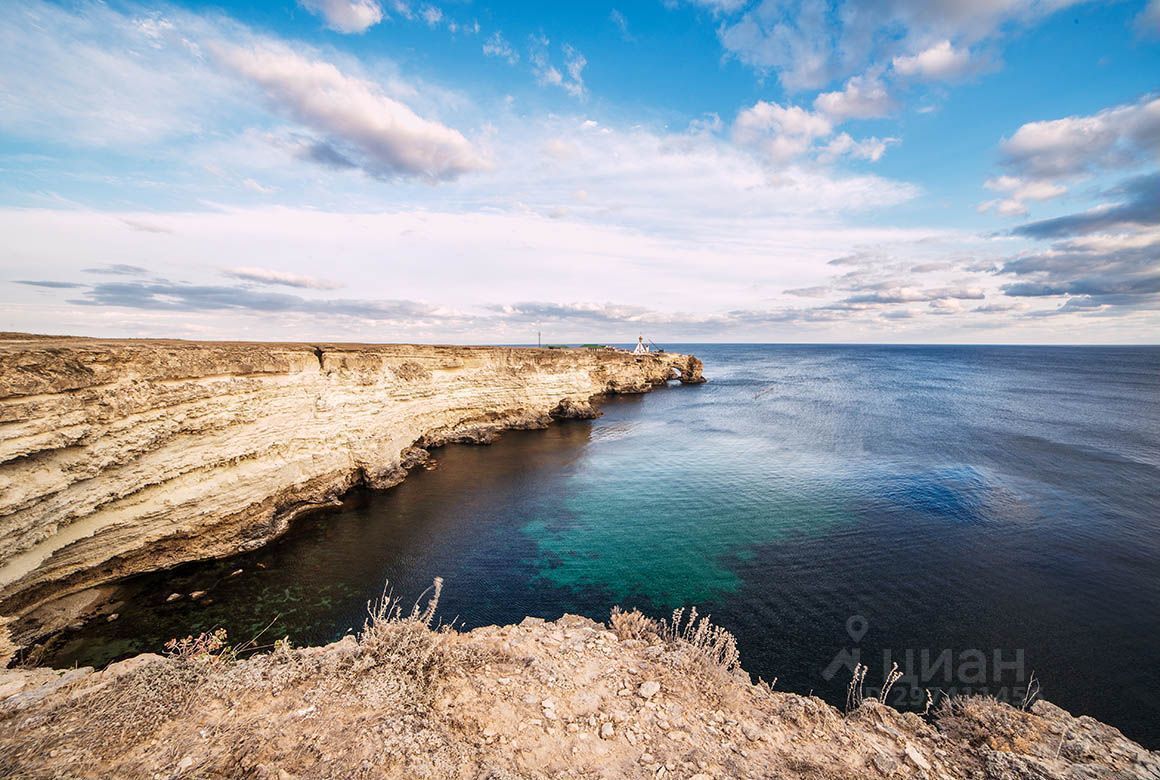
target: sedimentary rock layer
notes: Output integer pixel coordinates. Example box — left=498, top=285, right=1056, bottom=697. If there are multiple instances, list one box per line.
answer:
left=0, top=335, right=703, bottom=655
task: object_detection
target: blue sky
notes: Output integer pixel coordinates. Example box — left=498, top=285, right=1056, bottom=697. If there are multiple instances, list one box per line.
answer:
left=2, top=0, right=1158, bottom=343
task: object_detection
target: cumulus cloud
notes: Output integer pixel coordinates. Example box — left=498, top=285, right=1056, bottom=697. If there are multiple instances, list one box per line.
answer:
left=734, top=100, right=894, bottom=164
left=718, top=0, right=834, bottom=90
left=813, top=72, right=894, bottom=120
left=733, top=101, right=832, bottom=162
left=892, top=40, right=977, bottom=81
left=818, top=133, right=896, bottom=163
left=211, top=41, right=486, bottom=181
left=978, top=174, right=1067, bottom=216
left=999, top=95, right=1160, bottom=179
left=223, top=267, right=345, bottom=290
left=299, top=0, right=384, bottom=34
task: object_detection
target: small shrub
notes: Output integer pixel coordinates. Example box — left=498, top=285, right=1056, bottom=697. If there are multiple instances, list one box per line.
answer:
left=358, top=578, right=457, bottom=693
left=164, top=628, right=235, bottom=667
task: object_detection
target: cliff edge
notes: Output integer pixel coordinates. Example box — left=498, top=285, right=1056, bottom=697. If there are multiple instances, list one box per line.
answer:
left=0, top=605, right=1155, bottom=778
left=0, top=335, right=702, bottom=658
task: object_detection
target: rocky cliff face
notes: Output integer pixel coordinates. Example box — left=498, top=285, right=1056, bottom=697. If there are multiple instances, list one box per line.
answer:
left=0, top=335, right=703, bottom=657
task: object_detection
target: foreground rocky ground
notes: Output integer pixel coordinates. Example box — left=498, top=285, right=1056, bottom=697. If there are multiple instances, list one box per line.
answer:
left=1, top=597, right=1155, bottom=779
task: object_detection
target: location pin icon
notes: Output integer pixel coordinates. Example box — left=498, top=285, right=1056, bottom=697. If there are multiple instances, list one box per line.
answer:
left=846, top=615, right=869, bottom=643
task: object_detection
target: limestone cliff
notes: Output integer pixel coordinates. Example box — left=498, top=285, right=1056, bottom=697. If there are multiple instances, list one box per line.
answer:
left=0, top=335, right=703, bottom=656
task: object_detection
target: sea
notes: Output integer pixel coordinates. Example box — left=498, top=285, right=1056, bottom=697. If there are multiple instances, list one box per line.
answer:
left=36, top=345, right=1160, bottom=747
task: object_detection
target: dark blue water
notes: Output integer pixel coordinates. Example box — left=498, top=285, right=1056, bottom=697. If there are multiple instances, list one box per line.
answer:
left=38, top=345, right=1160, bottom=747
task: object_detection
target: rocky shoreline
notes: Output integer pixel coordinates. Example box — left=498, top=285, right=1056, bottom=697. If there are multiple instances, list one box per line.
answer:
left=0, top=335, right=702, bottom=660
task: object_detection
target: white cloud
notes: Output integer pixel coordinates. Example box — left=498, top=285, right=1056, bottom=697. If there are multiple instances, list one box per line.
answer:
left=714, top=0, right=1085, bottom=90
left=420, top=5, right=442, bottom=27
left=4, top=2, right=1155, bottom=343
left=686, top=0, right=750, bottom=13
left=563, top=45, right=587, bottom=96
left=527, top=36, right=586, bottom=98
left=892, top=40, right=975, bottom=81
left=999, top=95, right=1160, bottom=179
left=242, top=178, right=278, bottom=194
left=980, top=95, right=1158, bottom=230
left=224, top=266, right=344, bottom=290
left=9, top=201, right=1151, bottom=341
left=736, top=102, right=832, bottom=141
left=818, top=133, right=897, bottom=163
left=978, top=198, right=1029, bottom=217
left=211, top=41, right=487, bottom=181
left=610, top=9, right=633, bottom=41
left=1137, top=0, right=1160, bottom=36
left=485, top=114, right=917, bottom=238
left=977, top=175, right=1066, bottom=216
left=718, top=0, right=834, bottom=90
left=984, top=175, right=1067, bottom=201
left=0, top=3, right=238, bottom=146
left=299, top=0, right=384, bottom=34
left=385, top=1, right=414, bottom=21
left=483, top=32, right=519, bottom=64
left=733, top=101, right=895, bottom=164
left=813, top=72, right=894, bottom=120
left=2, top=206, right=979, bottom=342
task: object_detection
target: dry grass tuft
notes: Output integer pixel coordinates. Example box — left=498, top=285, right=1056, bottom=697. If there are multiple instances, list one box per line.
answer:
left=608, top=605, right=740, bottom=674
left=356, top=577, right=487, bottom=697
left=934, top=694, right=1056, bottom=755
left=164, top=627, right=235, bottom=666
left=662, top=606, right=741, bottom=673
left=609, top=606, right=660, bottom=641
left=846, top=663, right=868, bottom=712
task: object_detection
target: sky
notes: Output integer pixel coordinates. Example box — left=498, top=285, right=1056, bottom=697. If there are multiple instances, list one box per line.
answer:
left=1, top=0, right=1158, bottom=344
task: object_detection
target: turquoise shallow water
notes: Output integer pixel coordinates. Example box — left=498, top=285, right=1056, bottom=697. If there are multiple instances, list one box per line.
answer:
left=35, top=345, right=1160, bottom=747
